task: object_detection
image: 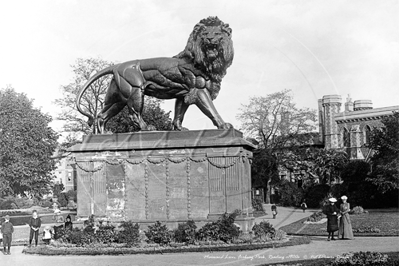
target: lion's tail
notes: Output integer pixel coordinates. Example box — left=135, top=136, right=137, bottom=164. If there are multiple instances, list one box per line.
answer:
left=75, top=66, right=115, bottom=126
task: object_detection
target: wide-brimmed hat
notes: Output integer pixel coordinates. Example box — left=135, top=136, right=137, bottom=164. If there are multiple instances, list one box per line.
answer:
left=328, top=198, right=337, bottom=203
left=341, top=195, right=348, bottom=200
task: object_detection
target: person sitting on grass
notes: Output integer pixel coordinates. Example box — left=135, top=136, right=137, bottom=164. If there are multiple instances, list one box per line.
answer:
left=42, top=226, right=53, bottom=245
left=64, top=215, right=73, bottom=231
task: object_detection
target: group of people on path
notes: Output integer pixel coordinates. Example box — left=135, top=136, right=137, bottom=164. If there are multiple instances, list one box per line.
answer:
left=269, top=195, right=354, bottom=241
left=325, top=195, right=354, bottom=241
left=0, top=210, right=73, bottom=255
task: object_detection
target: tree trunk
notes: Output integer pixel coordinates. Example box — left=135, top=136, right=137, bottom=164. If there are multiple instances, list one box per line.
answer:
left=265, top=179, right=271, bottom=203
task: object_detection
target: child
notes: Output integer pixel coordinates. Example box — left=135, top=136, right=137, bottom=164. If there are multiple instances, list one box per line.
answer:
left=28, top=210, right=42, bottom=247
left=42, top=226, right=53, bottom=245
left=1, top=215, right=14, bottom=255
left=271, top=204, right=278, bottom=219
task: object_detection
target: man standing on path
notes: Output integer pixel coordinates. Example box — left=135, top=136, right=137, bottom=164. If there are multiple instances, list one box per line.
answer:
left=28, top=210, right=42, bottom=247
left=1, top=215, right=14, bottom=255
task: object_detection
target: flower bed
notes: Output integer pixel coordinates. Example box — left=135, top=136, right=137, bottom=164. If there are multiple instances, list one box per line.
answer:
left=22, top=236, right=311, bottom=256
left=21, top=212, right=313, bottom=255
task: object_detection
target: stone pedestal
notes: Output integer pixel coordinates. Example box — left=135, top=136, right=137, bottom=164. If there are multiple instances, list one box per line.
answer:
left=69, top=128, right=255, bottom=231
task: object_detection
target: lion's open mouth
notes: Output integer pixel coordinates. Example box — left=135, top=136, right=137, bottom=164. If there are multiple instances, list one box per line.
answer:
left=205, top=44, right=220, bottom=59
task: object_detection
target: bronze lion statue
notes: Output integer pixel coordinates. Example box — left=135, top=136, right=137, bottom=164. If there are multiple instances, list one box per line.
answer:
left=76, top=16, right=234, bottom=134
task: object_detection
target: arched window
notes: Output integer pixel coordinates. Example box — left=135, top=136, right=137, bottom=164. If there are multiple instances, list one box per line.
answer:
left=364, top=125, right=371, bottom=145
left=343, top=127, right=350, bottom=148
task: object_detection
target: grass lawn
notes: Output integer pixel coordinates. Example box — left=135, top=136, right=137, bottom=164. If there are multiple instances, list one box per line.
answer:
left=280, top=211, right=399, bottom=236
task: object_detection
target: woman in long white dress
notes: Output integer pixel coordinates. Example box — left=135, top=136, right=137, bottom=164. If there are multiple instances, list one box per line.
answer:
left=338, top=195, right=354, bottom=240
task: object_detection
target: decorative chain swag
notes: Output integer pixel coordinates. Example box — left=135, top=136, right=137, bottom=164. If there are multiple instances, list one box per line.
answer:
left=105, top=159, right=123, bottom=165
left=125, top=158, right=146, bottom=165
left=147, top=157, right=166, bottom=164
left=189, top=157, right=207, bottom=163
left=167, top=157, right=187, bottom=164
left=75, top=161, right=104, bottom=173
left=75, top=155, right=243, bottom=170
left=208, top=157, right=239, bottom=168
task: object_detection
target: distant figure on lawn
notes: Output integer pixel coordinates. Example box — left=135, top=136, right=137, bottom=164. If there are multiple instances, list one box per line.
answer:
left=338, top=195, right=354, bottom=240
left=1, top=215, right=14, bottom=255
left=28, top=210, right=42, bottom=247
left=271, top=204, right=278, bottom=219
left=301, top=200, right=307, bottom=213
left=325, top=198, right=339, bottom=241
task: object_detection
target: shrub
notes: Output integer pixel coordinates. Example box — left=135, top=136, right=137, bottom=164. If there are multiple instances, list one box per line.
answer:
left=144, top=221, right=173, bottom=246
left=349, top=206, right=368, bottom=215
left=117, top=221, right=140, bottom=247
left=173, top=220, right=197, bottom=244
left=306, top=211, right=326, bottom=222
left=305, top=184, right=330, bottom=208
left=57, top=193, right=68, bottom=207
left=196, top=211, right=240, bottom=243
left=352, top=227, right=381, bottom=233
left=252, top=221, right=276, bottom=240
left=273, top=229, right=287, bottom=241
left=38, top=199, right=53, bottom=208
left=278, top=180, right=304, bottom=207
left=252, top=198, right=264, bottom=211
left=331, top=251, right=388, bottom=266
left=94, top=220, right=117, bottom=245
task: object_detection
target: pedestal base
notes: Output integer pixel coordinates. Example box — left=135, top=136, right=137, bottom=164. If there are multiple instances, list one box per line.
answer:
left=69, top=129, right=255, bottom=229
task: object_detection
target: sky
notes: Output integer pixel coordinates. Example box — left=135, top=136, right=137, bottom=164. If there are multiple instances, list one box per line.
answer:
left=1, top=0, right=398, bottom=135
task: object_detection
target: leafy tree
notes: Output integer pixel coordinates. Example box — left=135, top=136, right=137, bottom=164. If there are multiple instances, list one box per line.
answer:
left=0, top=87, right=59, bottom=197
left=55, top=57, right=114, bottom=136
left=55, top=57, right=172, bottom=143
left=237, top=89, right=317, bottom=202
left=309, top=148, right=349, bottom=186
left=106, top=97, right=172, bottom=133
left=237, top=89, right=317, bottom=149
left=367, top=111, right=399, bottom=193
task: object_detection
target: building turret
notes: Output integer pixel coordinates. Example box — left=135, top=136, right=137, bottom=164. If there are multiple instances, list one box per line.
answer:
left=321, top=95, right=342, bottom=149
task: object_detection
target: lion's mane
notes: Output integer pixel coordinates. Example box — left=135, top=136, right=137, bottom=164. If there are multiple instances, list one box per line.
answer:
left=174, top=16, right=234, bottom=83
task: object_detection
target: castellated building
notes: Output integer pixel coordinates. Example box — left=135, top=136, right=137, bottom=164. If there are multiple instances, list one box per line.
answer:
left=318, top=95, right=399, bottom=160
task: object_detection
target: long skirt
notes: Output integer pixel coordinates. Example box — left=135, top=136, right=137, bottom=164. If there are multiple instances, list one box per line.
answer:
left=327, top=215, right=339, bottom=232
left=338, top=214, right=354, bottom=239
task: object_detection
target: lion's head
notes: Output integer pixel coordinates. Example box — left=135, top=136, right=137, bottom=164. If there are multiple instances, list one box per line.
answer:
left=175, top=16, right=234, bottom=83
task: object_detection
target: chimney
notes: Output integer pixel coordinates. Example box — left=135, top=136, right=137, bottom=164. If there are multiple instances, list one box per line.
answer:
left=354, top=100, right=373, bottom=111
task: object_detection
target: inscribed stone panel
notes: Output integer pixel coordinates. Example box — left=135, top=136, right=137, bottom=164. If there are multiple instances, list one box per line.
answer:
left=209, top=158, right=226, bottom=214
left=76, top=165, right=91, bottom=217
left=106, top=163, right=125, bottom=219
left=168, top=161, right=187, bottom=219
left=190, top=161, right=209, bottom=219
left=125, top=163, right=146, bottom=220
left=147, top=163, right=167, bottom=220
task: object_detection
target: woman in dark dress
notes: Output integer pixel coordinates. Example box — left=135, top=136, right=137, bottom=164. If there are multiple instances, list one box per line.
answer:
left=325, top=198, right=339, bottom=241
